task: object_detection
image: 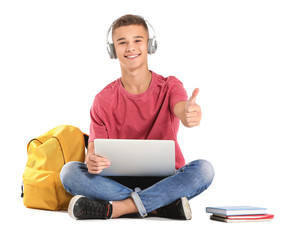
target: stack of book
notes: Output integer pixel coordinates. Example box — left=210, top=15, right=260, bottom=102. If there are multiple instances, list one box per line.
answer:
left=206, top=206, right=274, bottom=223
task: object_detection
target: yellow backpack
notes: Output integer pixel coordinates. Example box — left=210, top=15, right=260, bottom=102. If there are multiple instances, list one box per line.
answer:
left=22, top=125, right=87, bottom=210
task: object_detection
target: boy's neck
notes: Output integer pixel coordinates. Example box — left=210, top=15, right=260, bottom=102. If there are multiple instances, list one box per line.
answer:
left=120, top=67, right=152, bottom=95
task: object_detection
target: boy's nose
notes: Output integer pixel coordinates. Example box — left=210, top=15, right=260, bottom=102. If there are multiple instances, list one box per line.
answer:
left=126, top=43, right=135, bottom=52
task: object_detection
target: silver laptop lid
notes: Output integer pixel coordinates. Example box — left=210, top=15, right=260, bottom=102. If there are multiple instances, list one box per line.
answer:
left=94, top=139, right=175, bottom=176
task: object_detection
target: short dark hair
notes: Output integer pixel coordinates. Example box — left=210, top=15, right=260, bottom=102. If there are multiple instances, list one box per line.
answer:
left=112, top=14, right=148, bottom=35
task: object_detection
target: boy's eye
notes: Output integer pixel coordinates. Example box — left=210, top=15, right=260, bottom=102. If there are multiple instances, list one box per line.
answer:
left=119, top=42, right=126, bottom=45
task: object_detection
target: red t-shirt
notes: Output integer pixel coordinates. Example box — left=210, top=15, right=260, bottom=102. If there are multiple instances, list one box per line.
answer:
left=89, top=71, right=188, bottom=169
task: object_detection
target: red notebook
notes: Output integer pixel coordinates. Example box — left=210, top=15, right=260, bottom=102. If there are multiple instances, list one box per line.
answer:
left=210, top=214, right=274, bottom=222
left=225, top=214, right=274, bottom=220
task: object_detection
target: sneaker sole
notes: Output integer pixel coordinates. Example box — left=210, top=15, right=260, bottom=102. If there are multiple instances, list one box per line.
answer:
left=68, top=195, right=84, bottom=219
left=181, top=197, right=192, bottom=220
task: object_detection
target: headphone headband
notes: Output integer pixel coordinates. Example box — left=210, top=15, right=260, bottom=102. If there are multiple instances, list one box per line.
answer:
left=106, top=15, right=158, bottom=59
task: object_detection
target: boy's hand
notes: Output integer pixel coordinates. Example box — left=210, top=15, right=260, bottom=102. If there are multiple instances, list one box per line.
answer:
left=185, top=88, right=202, bottom=127
left=85, top=154, right=111, bottom=174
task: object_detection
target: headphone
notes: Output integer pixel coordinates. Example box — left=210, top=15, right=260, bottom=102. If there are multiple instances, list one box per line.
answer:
left=106, top=16, right=158, bottom=59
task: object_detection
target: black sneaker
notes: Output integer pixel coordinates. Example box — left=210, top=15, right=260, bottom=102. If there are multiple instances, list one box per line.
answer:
left=153, top=197, right=192, bottom=220
left=68, top=195, right=112, bottom=220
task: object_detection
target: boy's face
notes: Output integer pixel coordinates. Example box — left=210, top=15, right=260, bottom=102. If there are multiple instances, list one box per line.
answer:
left=112, top=25, right=149, bottom=71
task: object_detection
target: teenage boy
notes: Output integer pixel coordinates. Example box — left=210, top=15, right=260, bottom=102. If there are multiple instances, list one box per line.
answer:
left=60, top=14, right=214, bottom=220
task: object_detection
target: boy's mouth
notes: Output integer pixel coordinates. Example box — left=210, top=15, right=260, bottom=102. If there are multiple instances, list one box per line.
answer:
left=124, top=54, right=141, bottom=59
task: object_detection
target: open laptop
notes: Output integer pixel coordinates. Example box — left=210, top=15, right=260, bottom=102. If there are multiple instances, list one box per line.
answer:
left=94, top=139, right=175, bottom=176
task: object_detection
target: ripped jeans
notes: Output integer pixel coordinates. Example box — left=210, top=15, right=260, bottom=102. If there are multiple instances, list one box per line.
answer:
left=60, top=159, right=214, bottom=217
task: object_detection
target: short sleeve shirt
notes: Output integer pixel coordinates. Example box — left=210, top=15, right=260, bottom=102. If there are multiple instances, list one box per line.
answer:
left=89, top=71, right=188, bottom=169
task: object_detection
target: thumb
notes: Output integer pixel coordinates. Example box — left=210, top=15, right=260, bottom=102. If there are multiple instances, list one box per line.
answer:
left=188, top=88, right=199, bottom=105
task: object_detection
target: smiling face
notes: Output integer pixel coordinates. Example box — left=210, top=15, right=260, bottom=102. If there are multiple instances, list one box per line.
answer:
left=112, top=25, right=149, bottom=72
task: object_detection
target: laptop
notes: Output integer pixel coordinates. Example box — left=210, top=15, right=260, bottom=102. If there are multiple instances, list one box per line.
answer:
left=94, top=139, right=175, bottom=176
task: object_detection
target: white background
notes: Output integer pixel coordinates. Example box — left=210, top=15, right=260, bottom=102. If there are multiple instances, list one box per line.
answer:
left=1, top=0, right=294, bottom=239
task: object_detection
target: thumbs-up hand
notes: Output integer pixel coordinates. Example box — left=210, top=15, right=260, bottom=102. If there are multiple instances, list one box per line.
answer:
left=185, top=88, right=202, bottom=127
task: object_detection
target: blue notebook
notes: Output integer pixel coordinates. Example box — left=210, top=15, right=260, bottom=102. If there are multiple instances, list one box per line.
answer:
left=206, top=206, right=267, bottom=216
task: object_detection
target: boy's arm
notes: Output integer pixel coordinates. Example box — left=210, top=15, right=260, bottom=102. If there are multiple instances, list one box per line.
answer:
left=174, top=88, right=202, bottom=128
left=86, top=142, right=95, bottom=159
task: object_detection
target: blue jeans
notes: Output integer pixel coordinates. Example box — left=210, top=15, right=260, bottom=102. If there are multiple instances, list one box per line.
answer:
left=60, top=159, right=214, bottom=217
